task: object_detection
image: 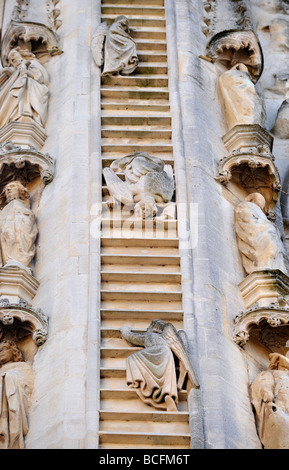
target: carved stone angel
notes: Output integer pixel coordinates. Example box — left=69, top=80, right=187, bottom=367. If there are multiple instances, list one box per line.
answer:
left=91, top=16, right=138, bottom=76
left=103, top=152, right=175, bottom=219
left=0, top=47, right=49, bottom=129
left=120, top=320, right=199, bottom=411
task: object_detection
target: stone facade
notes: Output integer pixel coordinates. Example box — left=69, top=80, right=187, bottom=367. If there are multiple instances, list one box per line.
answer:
left=1, top=0, right=289, bottom=450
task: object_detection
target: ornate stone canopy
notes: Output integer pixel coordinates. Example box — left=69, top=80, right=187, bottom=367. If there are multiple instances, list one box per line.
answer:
left=0, top=298, right=48, bottom=346
left=206, top=29, right=263, bottom=82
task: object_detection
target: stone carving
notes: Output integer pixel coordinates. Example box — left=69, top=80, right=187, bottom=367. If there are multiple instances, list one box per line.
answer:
left=0, top=141, right=55, bottom=192
left=206, top=30, right=263, bottom=83
left=219, top=63, right=266, bottom=130
left=0, top=339, right=34, bottom=449
left=0, top=181, right=37, bottom=272
left=250, top=353, right=289, bottom=449
left=0, top=47, right=49, bottom=130
left=0, top=298, right=48, bottom=346
left=103, top=152, right=175, bottom=219
left=273, top=99, right=289, bottom=139
left=120, top=320, right=199, bottom=411
left=92, top=16, right=138, bottom=76
left=235, top=193, right=287, bottom=275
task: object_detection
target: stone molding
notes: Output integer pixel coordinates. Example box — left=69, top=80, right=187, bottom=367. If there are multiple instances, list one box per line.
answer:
left=0, top=266, right=39, bottom=305
left=238, top=269, right=289, bottom=309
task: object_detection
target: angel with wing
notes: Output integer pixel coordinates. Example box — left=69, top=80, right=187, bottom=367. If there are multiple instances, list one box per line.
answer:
left=103, top=152, right=175, bottom=219
left=91, top=15, right=138, bottom=76
left=120, top=320, right=199, bottom=411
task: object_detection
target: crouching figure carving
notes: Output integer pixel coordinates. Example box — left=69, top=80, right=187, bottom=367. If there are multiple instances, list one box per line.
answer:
left=103, top=152, right=175, bottom=219
left=251, top=353, right=289, bottom=449
left=0, top=340, right=34, bottom=449
left=120, top=320, right=199, bottom=411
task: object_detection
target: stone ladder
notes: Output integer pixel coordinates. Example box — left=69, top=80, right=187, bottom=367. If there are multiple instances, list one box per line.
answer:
left=99, top=0, right=191, bottom=449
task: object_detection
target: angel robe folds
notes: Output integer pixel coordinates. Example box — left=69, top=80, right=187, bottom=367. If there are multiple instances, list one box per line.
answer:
left=0, top=362, right=34, bottom=449
left=121, top=326, right=178, bottom=410
left=0, top=198, right=38, bottom=271
left=92, top=16, right=138, bottom=76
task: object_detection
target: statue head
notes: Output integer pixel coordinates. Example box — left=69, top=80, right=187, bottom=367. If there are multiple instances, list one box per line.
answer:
left=232, top=63, right=250, bottom=74
left=268, top=353, right=289, bottom=371
left=114, top=15, right=130, bottom=32
left=2, top=181, right=29, bottom=204
left=148, top=319, right=167, bottom=334
left=245, top=192, right=266, bottom=211
left=0, top=340, right=23, bottom=365
left=8, top=47, right=35, bottom=68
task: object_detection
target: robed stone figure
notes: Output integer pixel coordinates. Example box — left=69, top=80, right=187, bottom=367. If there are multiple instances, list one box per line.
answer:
left=251, top=353, right=289, bottom=449
left=235, top=193, right=287, bottom=274
left=0, top=181, right=38, bottom=272
left=0, top=340, right=34, bottom=449
left=0, top=47, right=49, bottom=129
left=92, top=16, right=138, bottom=76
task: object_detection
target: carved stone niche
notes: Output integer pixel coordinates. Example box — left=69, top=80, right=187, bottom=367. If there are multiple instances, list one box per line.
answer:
left=0, top=141, right=55, bottom=196
left=205, top=29, right=263, bottom=83
left=1, top=0, right=62, bottom=65
left=233, top=303, right=289, bottom=348
left=217, top=125, right=280, bottom=216
left=0, top=298, right=48, bottom=349
left=233, top=270, right=289, bottom=347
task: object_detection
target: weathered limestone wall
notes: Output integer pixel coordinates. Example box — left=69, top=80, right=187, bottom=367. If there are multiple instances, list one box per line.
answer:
left=167, top=0, right=264, bottom=448
left=24, top=0, right=102, bottom=449
left=1, top=0, right=288, bottom=449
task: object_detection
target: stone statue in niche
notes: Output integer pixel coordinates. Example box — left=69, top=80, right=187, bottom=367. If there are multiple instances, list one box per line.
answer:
left=0, top=339, right=34, bottom=449
left=91, top=16, right=138, bottom=76
left=219, top=63, right=266, bottom=130
left=250, top=353, right=289, bottom=449
left=0, top=47, right=49, bottom=129
left=120, top=320, right=199, bottom=411
left=235, top=192, right=288, bottom=274
left=103, top=152, right=175, bottom=219
left=0, top=181, right=38, bottom=272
